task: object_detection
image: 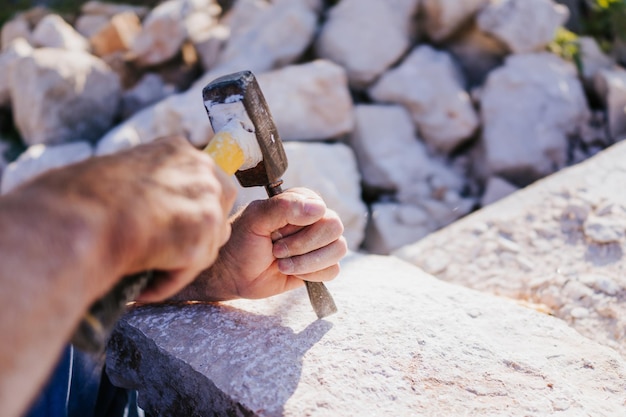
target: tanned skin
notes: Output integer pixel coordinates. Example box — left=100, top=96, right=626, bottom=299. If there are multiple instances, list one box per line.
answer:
left=0, top=136, right=347, bottom=417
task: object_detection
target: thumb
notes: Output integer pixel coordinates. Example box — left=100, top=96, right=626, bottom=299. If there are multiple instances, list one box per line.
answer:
left=244, top=188, right=327, bottom=237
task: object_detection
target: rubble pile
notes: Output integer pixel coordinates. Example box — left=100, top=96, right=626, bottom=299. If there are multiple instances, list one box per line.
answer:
left=0, top=0, right=623, bottom=253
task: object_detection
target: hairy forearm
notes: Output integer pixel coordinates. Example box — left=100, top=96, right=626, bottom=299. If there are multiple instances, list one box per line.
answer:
left=0, top=186, right=114, bottom=417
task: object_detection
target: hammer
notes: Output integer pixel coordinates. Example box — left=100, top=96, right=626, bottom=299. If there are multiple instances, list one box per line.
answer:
left=71, top=71, right=337, bottom=353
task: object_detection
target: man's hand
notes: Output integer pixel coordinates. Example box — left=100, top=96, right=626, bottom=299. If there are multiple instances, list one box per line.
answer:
left=173, top=188, right=348, bottom=302
left=0, top=135, right=237, bottom=417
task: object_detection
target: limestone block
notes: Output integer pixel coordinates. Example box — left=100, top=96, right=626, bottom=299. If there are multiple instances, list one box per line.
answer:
left=220, top=0, right=270, bottom=40
left=89, top=12, right=142, bottom=57
left=481, top=176, right=519, bottom=206
left=421, top=0, right=490, bottom=42
left=235, top=142, right=367, bottom=250
left=217, top=1, right=317, bottom=74
left=315, top=0, right=410, bottom=88
left=258, top=60, right=354, bottom=142
left=477, top=0, right=569, bottom=54
left=31, top=14, right=90, bottom=52
left=120, top=73, right=176, bottom=119
left=364, top=202, right=434, bottom=254
left=394, top=140, right=626, bottom=357
left=10, top=48, right=121, bottom=146
left=130, top=0, right=218, bottom=67
left=348, top=104, right=431, bottom=190
left=480, top=53, right=589, bottom=185
left=106, top=254, right=626, bottom=416
left=0, top=38, right=33, bottom=108
left=1, top=15, right=32, bottom=49
left=369, top=45, right=479, bottom=154
left=594, top=66, right=626, bottom=141
left=1, top=142, right=92, bottom=194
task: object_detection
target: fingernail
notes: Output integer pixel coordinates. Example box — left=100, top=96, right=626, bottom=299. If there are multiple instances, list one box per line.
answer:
left=273, top=241, right=290, bottom=258
left=303, top=197, right=324, bottom=217
left=278, top=258, right=294, bottom=274
left=270, top=231, right=282, bottom=242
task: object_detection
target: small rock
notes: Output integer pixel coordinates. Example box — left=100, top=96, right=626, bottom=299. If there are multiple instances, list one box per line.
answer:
left=10, top=48, right=121, bottom=145
left=578, top=37, right=614, bottom=85
left=583, top=214, right=625, bottom=244
left=0, top=38, right=33, bottom=108
left=477, top=0, right=569, bottom=53
left=31, top=14, right=90, bottom=52
left=1, top=14, right=32, bottom=49
left=480, top=53, right=590, bottom=185
left=315, top=0, right=410, bottom=88
left=594, top=67, right=626, bottom=141
left=89, top=11, right=142, bottom=57
left=189, top=24, right=229, bottom=72
left=1, top=142, right=93, bottom=194
left=421, top=0, right=491, bottom=42
left=578, top=274, right=620, bottom=296
left=258, top=60, right=354, bottom=141
left=369, top=45, right=479, bottom=154
left=120, top=73, right=176, bottom=119
left=570, top=307, right=590, bottom=319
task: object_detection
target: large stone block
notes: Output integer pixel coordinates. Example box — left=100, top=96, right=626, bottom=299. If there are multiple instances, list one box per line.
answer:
left=31, top=14, right=90, bottom=52
left=106, top=254, right=626, bottom=416
left=395, top=140, right=626, bottom=358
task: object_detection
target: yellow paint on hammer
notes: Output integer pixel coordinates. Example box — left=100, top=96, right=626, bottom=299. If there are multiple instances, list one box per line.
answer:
left=203, top=131, right=245, bottom=175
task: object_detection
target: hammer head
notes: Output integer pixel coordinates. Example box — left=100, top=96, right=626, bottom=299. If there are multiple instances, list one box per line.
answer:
left=203, top=70, right=287, bottom=189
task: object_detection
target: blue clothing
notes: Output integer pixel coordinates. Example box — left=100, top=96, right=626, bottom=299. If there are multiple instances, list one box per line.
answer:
left=25, top=346, right=142, bottom=417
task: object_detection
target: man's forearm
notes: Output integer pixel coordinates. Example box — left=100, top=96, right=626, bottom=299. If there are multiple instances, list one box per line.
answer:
left=0, top=186, right=114, bottom=417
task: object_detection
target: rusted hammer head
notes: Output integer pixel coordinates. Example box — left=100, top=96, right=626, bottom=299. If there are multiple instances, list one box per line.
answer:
left=203, top=71, right=287, bottom=192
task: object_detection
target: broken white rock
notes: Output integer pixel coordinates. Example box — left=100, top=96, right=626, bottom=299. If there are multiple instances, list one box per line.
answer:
left=583, top=214, right=626, bottom=244
left=578, top=36, right=614, bottom=84
left=364, top=202, right=434, bottom=254
left=477, top=0, right=569, bottom=54
left=0, top=38, right=33, bottom=108
left=235, top=142, right=367, bottom=250
left=315, top=0, right=410, bottom=88
left=31, top=14, right=90, bottom=52
left=217, top=0, right=318, bottom=74
left=1, top=142, right=93, bottom=194
left=480, top=53, right=590, bottom=185
left=10, top=48, right=121, bottom=146
left=121, top=73, right=176, bottom=119
left=386, top=0, right=421, bottom=40
left=369, top=45, right=479, bottom=154
left=421, top=0, right=491, bottom=42
left=89, top=11, right=142, bottom=57
left=348, top=104, right=432, bottom=190
left=258, top=60, right=354, bottom=142
left=131, top=0, right=220, bottom=67
left=594, top=66, right=626, bottom=141
left=1, top=15, right=32, bottom=49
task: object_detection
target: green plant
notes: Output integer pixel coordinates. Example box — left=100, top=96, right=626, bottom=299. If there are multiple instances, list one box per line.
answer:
left=548, top=27, right=583, bottom=72
left=583, top=0, right=626, bottom=50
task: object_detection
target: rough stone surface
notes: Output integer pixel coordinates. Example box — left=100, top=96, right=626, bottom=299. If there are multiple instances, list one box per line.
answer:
left=477, top=0, right=569, bottom=54
left=395, top=140, right=626, bottom=358
left=1, top=142, right=93, bottom=194
left=421, top=0, right=490, bottom=42
left=1, top=14, right=32, bottom=49
left=480, top=52, right=590, bottom=185
left=579, top=36, right=614, bottom=85
left=107, top=254, right=626, bottom=416
left=31, top=14, right=90, bottom=52
left=10, top=48, right=121, bottom=146
left=120, top=73, right=175, bottom=119
left=217, top=0, right=317, bottom=74
left=235, top=142, right=367, bottom=250
left=369, top=45, right=479, bottom=154
left=258, top=60, right=354, bottom=142
left=314, top=0, right=410, bottom=88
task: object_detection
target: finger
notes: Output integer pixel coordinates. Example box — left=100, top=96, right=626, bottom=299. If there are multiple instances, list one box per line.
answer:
left=245, top=189, right=327, bottom=237
left=276, top=237, right=348, bottom=276
left=272, top=210, right=344, bottom=258
left=294, top=263, right=341, bottom=283
left=135, top=267, right=200, bottom=303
